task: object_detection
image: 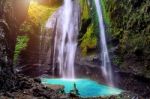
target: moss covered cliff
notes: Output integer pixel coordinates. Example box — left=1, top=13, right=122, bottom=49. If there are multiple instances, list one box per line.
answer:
left=105, top=0, right=150, bottom=78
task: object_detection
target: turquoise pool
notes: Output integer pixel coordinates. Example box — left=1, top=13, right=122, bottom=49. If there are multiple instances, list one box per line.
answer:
left=41, top=78, right=122, bottom=97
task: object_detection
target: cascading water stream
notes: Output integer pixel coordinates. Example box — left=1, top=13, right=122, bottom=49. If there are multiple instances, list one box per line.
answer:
left=58, top=0, right=80, bottom=79
left=58, top=0, right=76, bottom=79
left=94, top=0, right=114, bottom=86
left=43, top=0, right=80, bottom=79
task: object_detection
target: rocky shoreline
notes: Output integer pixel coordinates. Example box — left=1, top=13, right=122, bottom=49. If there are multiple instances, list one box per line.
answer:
left=0, top=71, right=147, bottom=99
left=17, top=61, right=150, bottom=98
left=0, top=74, right=68, bottom=99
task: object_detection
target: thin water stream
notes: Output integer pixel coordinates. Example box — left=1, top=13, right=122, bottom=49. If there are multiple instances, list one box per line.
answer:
left=94, top=0, right=114, bottom=86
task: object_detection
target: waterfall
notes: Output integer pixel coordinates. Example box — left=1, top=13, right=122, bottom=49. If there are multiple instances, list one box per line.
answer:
left=57, top=0, right=79, bottom=79
left=43, top=0, right=80, bottom=79
left=94, top=0, right=114, bottom=86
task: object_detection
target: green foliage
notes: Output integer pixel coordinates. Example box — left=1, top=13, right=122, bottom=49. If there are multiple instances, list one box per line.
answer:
left=106, top=0, right=150, bottom=55
left=105, top=0, right=150, bottom=76
left=101, top=0, right=111, bottom=25
left=80, top=24, right=97, bottom=56
left=14, top=36, right=29, bottom=65
left=79, top=0, right=99, bottom=56
left=79, top=0, right=90, bottom=20
left=79, top=0, right=111, bottom=56
left=89, top=0, right=99, bottom=34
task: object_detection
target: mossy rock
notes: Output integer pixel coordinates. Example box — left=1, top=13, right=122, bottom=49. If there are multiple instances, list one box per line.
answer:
left=80, top=24, right=97, bottom=56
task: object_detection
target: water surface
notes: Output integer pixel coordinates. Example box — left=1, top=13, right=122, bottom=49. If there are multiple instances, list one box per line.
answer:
left=41, top=78, right=122, bottom=97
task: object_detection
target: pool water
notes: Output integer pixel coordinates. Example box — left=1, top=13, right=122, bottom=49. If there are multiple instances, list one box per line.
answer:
left=41, top=78, right=122, bottom=97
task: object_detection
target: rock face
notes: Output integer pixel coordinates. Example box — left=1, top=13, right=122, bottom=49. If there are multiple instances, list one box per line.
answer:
left=75, top=49, right=105, bottom=83
left=0, top=0, right=30, bottom=96
left=0, top=74, right=67, bottom=99
left=0, top=0, right=28, bottom=70
left=0, top=19, right=10, bottom=69
left=39, top=6, right=61, bottom=67
left=17, top=6, right=62, bottom=77
left=117, top=71, right=150, bottom=98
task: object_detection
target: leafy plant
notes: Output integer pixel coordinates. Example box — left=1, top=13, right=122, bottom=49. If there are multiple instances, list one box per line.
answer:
left=13, top=36, right=29, bottom=65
